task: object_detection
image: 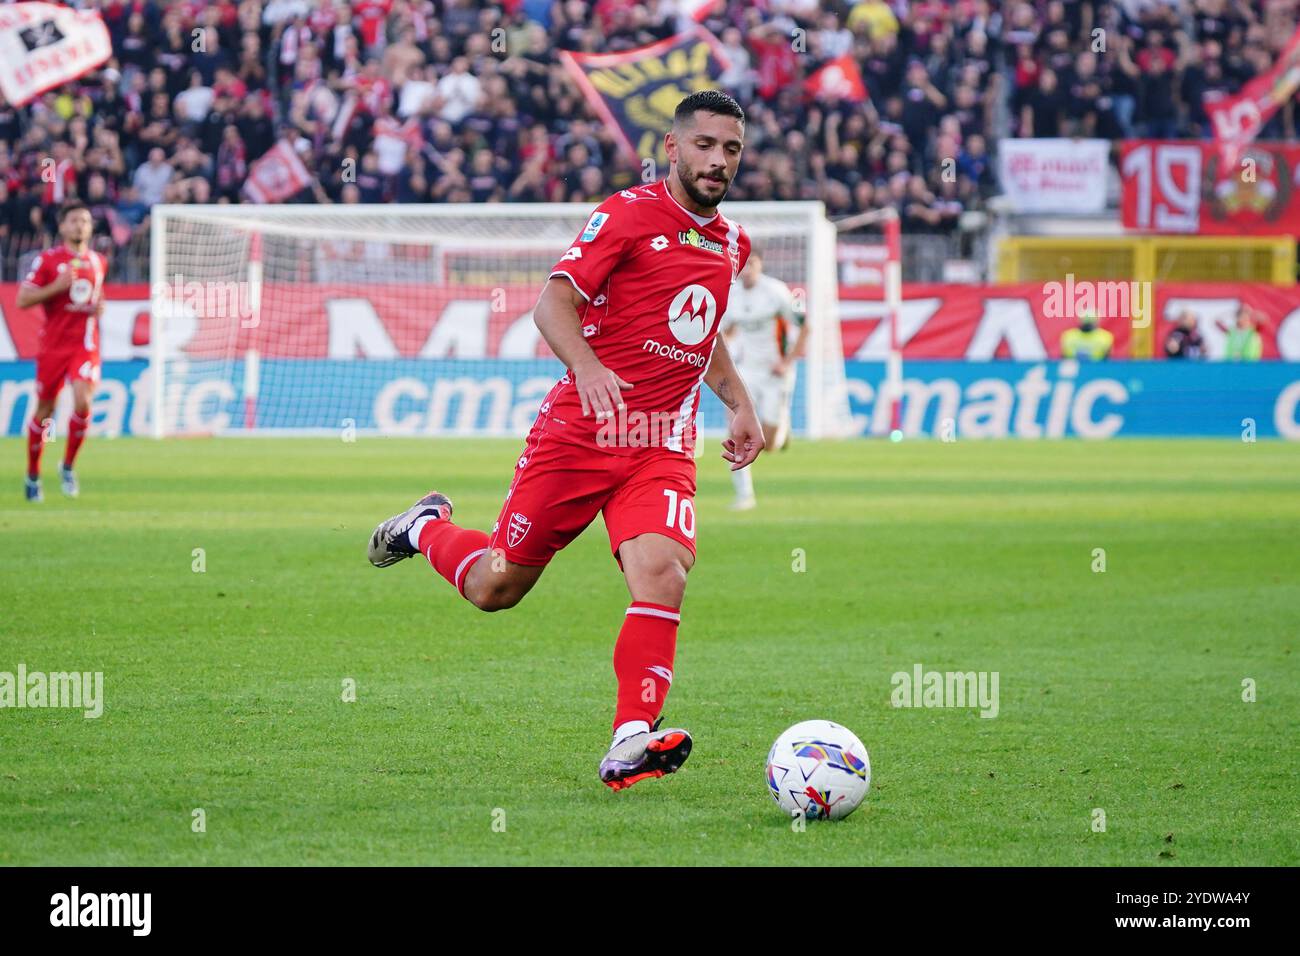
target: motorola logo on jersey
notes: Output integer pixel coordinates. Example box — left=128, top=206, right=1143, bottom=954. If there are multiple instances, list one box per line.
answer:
left=667, top=284, right=717, bottom=346
left=641, top=338, right=708, bottom=367
left=69, top=278, right=94, bottom=304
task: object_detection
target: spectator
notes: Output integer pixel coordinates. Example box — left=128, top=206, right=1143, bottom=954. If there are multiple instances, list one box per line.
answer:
left=1061, top=312, right=1114, bottom=360
left=848, top=0, right=899, bottom=38
left=717, top=28, right=754, bottom=103
left=214, top=126, right=248, bottom=202
left=1223, top=308, right=1263, bottom=361
left=175, top=71, right=216, bottom=127
left=1165, top=311, right=1206, bottom=359
left=1022, top=69, right=1066, bottom=138
left=13, top=0, right=1297, bottom=283
left=115, top=185, right=149, bottom=230
left=434, top=57, right=482, bottom=126
left=1138, top=52, right=1178, bottom=139
left=398, top=65, right=436, bottom=119
left=132, top=147, right=173, bottom=208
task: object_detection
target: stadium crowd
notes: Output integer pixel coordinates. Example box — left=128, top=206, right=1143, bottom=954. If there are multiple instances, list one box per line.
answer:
left=0, top=0, right=1295, bottom=278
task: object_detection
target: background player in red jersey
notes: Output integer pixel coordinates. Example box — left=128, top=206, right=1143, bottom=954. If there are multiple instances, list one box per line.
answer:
left=17, top=202, right=107, bottom=502
left=368, top=91, right=765, bottom=790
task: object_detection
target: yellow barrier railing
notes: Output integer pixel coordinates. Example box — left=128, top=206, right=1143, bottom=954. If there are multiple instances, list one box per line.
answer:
left=995, top=235, right=1295, bottom=356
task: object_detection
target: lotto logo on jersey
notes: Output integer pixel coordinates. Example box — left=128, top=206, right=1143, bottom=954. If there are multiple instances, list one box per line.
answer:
left=580, top=212, right=609, bottom=242
left=507, top=512, right=531, bottom=548
left=559, top=246, right=582, bottom=263
left=667, top=284, right=717, bottom=346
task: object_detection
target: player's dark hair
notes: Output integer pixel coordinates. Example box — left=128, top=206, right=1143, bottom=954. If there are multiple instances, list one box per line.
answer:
left=57, top=200, right=89, bottom=223
left=674, top=90, right=745, bottom=128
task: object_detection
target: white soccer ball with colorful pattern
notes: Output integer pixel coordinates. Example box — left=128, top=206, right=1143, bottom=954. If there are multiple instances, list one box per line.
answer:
left=765, top=720, right=871, bottom=820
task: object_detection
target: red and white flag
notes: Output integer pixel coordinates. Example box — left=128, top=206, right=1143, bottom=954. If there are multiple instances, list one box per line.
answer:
left=0, top=2, right=112, bottom=106
left=1204, top=23, right=1300, bottom=147
left=373, top=116, right=423, bottom=174
left=805, top=55, right=868, bottom=104
left=680, top=0, right=722, bottom=22
left=242, top=142, right=314, bottom=204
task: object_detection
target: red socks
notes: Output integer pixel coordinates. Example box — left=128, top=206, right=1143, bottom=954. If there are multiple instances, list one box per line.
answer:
left=25, top=412, right=90, bottom=479
left=612, top=602, right=680, bottom=732
left=64, top=411, right=89, bottom=469
left=26, top=417, right=45, bottom=479
left=417, top=519, right=489, bottom=597
left=413, top=522, right=683, bottom=734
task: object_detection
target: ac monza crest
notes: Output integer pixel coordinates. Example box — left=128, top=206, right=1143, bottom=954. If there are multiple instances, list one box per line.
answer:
left=507, top=512, right=531, bottom=548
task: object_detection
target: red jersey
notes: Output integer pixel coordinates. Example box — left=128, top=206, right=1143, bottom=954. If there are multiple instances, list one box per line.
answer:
left=22, top=245, right=107, bottom=354
left=540, top=179, right=751, bottom=457
left=354, top=0, right=392, bottom=48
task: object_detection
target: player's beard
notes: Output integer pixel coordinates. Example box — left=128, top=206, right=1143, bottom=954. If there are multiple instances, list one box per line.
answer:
left=62, top=228, right=91, bottom=252
left=677, top=161, right=731, bottom=210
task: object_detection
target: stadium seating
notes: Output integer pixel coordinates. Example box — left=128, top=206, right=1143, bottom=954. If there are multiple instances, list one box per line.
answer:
left=0, top=0, right=1291, bottom=282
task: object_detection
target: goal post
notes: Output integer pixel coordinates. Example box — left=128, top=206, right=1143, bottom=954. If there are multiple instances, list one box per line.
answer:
left=833, top=206, right=902, bottom=438
left=148, top=201, right=854, bottom=440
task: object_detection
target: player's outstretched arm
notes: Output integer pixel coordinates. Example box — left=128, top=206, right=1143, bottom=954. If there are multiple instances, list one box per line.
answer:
left=705, top=335, right=764, bottom=470
left=534, top=278, right=633, bottom=420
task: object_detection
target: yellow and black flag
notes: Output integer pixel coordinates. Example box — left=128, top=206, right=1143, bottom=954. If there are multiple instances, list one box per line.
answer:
left=559, top=27, right=732, bottom=170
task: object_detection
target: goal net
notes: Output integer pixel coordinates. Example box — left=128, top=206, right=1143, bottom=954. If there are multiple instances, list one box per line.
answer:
left=148, top=201, right=853, bottom=440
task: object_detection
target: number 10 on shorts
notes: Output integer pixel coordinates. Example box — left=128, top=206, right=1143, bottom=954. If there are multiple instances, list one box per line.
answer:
left=663, top=489, right=696, bottom=539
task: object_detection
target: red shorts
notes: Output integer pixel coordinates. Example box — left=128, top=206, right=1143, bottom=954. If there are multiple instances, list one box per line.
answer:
left=487, top=430, right=698, bottom=568
left=35, top=346, right=99, bottom=402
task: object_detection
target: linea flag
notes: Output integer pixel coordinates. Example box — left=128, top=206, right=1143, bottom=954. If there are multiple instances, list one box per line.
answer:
left=0, top=2, right=113, bottom=106
left=805, top=55, right=868, bottom=103
left=1204, top=22, right=1300, bottom=145
left=242, top=142, right=314, bottom=204
left=558, top=27, right=731, bottom=167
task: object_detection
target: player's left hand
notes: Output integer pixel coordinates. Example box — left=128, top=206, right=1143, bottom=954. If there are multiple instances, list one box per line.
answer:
left=722, top=406, right=764, bottom=471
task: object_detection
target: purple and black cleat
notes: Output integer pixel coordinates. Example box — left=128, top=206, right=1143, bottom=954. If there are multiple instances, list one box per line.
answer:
left=599, top=719, right=693, bottom=791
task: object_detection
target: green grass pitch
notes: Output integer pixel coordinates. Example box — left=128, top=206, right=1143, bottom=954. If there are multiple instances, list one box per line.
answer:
left=1, top=436, right=1297, bottom=866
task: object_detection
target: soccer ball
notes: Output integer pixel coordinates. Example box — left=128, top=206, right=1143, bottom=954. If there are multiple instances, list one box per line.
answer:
left=765, top=720, right=871, bottom=821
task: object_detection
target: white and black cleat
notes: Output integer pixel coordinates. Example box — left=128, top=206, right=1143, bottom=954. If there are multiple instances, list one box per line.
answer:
left=59, top=464, right=78, bottom=498
left=368, top=491, right=453, bottom=567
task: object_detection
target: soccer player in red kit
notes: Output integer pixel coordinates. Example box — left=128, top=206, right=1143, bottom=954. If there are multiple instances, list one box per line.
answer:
left=367, top=91, right=765, bottom=790
left=18, top=201, right=106, bottom=502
